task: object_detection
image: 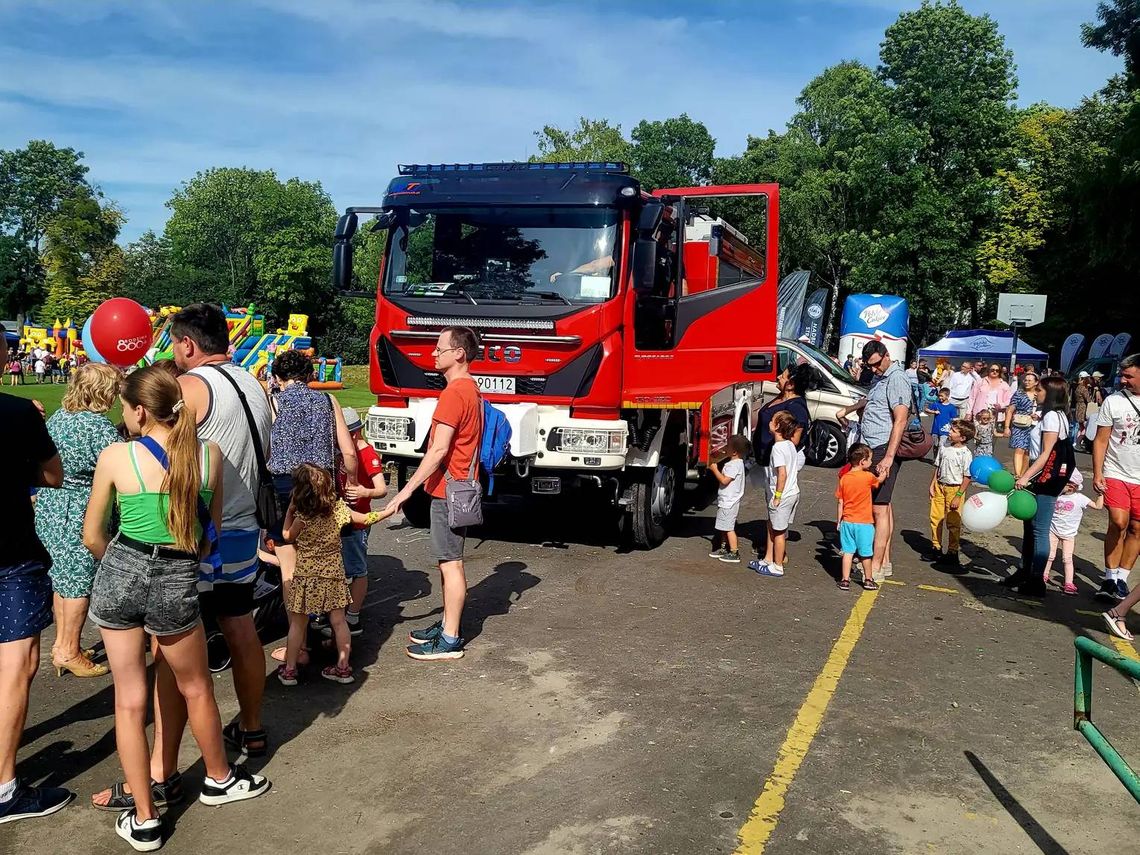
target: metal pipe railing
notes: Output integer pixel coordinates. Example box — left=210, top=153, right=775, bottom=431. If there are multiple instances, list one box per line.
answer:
left=1073, top=636, right=1140, bottom=802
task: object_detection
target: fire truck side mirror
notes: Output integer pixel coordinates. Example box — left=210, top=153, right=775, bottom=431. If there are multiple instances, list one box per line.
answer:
left=708, top=224, right=722, bottom=258
left=631, top=239, right=658, bottom=293
left=332, top=213, right=358, bottom=292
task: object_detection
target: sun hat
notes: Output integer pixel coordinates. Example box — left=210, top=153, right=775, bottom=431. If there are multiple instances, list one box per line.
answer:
left=1092, top=371, right=1105, bottom=377
left=1079, top=371, right=1090, bottom=378
left=342, top=406, right=363, bottom=433
left=1069, top=469, right=1084, bottom=489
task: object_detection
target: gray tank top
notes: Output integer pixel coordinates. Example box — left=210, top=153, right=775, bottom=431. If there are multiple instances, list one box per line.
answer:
left=188, top=362, right=272, bottom=532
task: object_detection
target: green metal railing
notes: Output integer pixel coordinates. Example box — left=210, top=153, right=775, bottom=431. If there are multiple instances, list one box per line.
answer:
left=1073, top=636, right=1140, bottom=802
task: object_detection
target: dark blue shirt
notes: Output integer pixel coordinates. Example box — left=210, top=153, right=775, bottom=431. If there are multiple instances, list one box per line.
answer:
left=754, top=396, right=811, bottom=465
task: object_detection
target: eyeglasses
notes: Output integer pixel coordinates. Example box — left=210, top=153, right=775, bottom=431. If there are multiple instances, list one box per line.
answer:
left=865, top=357, right=883, bottom=369
left=432, top=345, right=462, bottom=355
left=989, top=368, right=1000, bottom=374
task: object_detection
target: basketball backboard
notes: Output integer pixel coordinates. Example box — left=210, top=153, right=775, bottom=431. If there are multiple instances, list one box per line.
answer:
left=997, top=293, right=1046, bottom=327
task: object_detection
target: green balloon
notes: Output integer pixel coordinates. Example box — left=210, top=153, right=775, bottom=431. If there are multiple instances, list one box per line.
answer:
left=988, top=469, right=1015, bottom=495
left=1007, top=489, right=1038, bottom=521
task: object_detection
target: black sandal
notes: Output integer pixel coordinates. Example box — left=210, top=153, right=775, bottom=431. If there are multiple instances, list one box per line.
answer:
left=91, top=773, right=184, bottom=812
left=862, top=578, right=879, bottom=591
left=223, top=721, right=268, bottom=758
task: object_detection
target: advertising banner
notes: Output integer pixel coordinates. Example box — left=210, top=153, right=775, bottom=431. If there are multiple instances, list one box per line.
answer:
left=1089, top=333, right=1115, bottom=359
left=798, top=287, right=830, bottom=348
left=1059, top=333, right=1085, bottom=375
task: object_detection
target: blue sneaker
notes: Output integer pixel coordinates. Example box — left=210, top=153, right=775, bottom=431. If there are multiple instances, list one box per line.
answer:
left=408, top=621, right=443, bottom=645
left=406, top=635, right=464, bottom=661
left=0, top=782, right=74, bottom=825
left=1116, top=579, right=1131, bottom=601
left=749, top=559, right=785, bottom=577
left=1094, top=579, right=1118, bottom=601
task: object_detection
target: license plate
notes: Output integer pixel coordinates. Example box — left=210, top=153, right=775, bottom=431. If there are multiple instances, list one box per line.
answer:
left=474, top=375, right=515, bottom=394
left=532, top=477, right=561, bottom=495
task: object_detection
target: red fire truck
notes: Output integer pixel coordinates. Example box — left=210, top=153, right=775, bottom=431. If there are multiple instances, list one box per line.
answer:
left=332, top=162, right=777, bottom=547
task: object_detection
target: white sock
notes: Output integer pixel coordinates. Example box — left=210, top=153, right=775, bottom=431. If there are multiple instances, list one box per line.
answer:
left=1105, top=568, right=1117, bottom=582
left=0, top=777, right=16, bottom=803
left=1119, top=568, right=1131, bottom=582
left=206, top=769, right=234, bottom=787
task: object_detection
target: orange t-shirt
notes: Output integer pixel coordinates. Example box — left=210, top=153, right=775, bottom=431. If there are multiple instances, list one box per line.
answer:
left=835, top=469, right=877, bottom=525
left=424, top=377, right=482, bottom=500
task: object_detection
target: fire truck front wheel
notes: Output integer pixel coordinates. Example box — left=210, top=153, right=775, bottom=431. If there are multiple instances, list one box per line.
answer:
left=396, top=465, right=432, bottom=528
left=625, top=460, right=682, bottom=549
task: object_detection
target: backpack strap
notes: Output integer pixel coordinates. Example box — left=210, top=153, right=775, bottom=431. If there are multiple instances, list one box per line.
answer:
left=206, top=365, right=272, bottom=482
left=136, top=436, right=221, bottom=571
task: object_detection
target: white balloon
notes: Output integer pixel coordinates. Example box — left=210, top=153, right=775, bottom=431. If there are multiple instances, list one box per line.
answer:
left=961, top=491, right=1008, bottom=533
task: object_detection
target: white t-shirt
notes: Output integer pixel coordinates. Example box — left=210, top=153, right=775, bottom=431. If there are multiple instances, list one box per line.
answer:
left=1029, top=410, right=1069, bottom=461
left=767, top=440, right=802, bottom=497
left=935, top=443, right=973, bottom=485
left=1096, top=391, right=1140, bottom=485
left=1050, top=492, right=1094, bottom=539
left=717, top=457, right=745, bottom=508
left=944, top=371, right=975, bottom=400
left=34, top=359, right=45, bottom=374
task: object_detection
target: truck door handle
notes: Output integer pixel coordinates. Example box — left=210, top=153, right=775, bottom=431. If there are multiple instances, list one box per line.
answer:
left=743, top=352, right=773, bottom=374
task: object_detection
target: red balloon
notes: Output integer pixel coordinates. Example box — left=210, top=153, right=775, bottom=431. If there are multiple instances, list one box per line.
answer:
left=89, top=298, right=154, bottom=367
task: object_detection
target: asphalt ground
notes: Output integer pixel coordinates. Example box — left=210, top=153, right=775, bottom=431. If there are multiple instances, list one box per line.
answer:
left=5, top=447, right=1140, bottom=855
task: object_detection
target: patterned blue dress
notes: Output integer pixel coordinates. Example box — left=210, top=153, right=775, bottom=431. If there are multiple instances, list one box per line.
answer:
left=1008, top=390, right=1036, bottom=451
left=34, top=409, right=121, bottom=598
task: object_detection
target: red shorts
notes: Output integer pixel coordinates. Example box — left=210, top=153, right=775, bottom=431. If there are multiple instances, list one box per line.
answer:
left=1104, top=478, right=1140, bottom=521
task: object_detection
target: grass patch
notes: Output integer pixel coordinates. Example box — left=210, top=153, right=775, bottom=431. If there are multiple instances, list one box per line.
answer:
left=2, top=367, right=376, bottom=418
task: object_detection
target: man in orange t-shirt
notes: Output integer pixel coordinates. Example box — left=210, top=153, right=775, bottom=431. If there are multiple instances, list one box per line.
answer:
left=388, top=326, right=482, bottom=661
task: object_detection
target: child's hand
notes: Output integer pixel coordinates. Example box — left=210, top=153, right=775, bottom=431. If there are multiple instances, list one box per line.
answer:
left=771, top=496, right=781, bottom=509
left=950, top=498, right=961, bottom=511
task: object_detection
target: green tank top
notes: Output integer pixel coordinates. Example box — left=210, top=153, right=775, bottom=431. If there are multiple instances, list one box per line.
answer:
left=117, top=441, right=215, bottom=546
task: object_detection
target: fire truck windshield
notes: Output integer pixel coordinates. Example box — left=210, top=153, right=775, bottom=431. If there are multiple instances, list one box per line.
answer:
left=382, top=206, right=619, bottom=304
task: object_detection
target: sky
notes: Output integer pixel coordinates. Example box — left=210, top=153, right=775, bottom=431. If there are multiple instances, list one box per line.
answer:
left=0, top=0, right=1123, bottom=243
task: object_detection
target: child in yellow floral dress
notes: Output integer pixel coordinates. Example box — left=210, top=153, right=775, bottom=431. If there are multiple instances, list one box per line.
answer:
left=274, top=463, right=392, bottom=685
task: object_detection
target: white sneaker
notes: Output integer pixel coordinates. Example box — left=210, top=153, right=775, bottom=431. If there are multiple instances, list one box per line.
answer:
left=198, top=765, right=271, bottom=806
left=116, top=810, right=163, bottom=852
left=880, top=562, right=893, bottom=578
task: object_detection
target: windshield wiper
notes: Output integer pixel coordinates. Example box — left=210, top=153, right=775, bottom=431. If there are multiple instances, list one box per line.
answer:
left=400, top=282, right=479, bottom=305
left=520, top=290, right=572, bottom=306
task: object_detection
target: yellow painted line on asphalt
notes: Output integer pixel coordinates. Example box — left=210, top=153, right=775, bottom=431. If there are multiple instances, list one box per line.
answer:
left=882, top=579, right=906, bottom=587
left=734, top=588, right=878, bottom=854
left=916, top=584, right=959, bottom=595
left=1072, top=611, right=1140, bottom=662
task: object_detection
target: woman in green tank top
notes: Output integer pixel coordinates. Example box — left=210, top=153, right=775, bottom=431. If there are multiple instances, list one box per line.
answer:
left=82, top=364, right=269, bottom=846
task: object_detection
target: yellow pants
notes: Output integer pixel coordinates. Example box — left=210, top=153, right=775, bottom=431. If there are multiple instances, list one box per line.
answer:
left=930, top=483, right=963, bottom=552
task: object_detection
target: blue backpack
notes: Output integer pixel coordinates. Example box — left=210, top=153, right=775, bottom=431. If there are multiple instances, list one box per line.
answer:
left=479, top=400, right=512, bottom=494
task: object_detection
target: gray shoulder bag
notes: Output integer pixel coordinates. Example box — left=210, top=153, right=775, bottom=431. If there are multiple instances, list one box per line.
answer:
left=444, top=396, right=483, bottom=528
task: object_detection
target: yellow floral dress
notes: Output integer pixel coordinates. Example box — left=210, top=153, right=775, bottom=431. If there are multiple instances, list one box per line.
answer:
left=287, top=500, right=352, bottom=615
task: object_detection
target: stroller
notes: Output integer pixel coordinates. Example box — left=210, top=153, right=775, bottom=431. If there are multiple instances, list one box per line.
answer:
left=204, top=559, right=286, bottom=673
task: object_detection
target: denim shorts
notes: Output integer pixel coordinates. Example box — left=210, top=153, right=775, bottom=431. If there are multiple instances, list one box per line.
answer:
left=430, top=498, right=466, bottom=563
left=341, top=528, right=369, bottom=579
left=0, top=561, right=53, bottom=643
left=89, top=538, right=202, bottom=636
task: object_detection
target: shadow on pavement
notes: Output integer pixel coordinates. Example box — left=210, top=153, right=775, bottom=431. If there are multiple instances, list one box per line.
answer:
left=965, top=751, right=1072, bottom=855
left=462, top=561, right=540, bottom=644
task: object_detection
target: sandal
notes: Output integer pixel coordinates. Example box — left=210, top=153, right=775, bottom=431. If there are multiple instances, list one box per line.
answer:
left=837, top=579, right=850, bottom=591
left=222, top=721, right=268, bottom=758
left=1103, top=610, right=1134, bottom=642
left=270, top=646, right=310, bottom=666
left=91, top=773, right=184, bottom=812
left=862, top=578, right=879, bottom=591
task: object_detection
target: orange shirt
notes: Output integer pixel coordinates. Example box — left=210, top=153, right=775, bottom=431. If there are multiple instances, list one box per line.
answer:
left=835, top=469, right=877, bottom=525
left=424, top=377, right=481, bottom=500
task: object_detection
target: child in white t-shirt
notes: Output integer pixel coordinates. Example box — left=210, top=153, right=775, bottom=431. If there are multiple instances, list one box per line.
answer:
left=708, top=435, right=751, bottom=564
left=1044, top=469, right=1103, bottom=595
left=750, top=411, right=804, bottom=578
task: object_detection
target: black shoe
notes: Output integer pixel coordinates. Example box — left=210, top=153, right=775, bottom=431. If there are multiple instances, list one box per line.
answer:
left=0, top=782, right=74, bottom=825
left=937, top=551, right=960, bottom=566
left=1015, top=581, right=1047, bottom=598
left=1094, top=580, right=1119, bottom=602
left=1001, top=570, right=1028, bottom=589
left=198, top=765, right=270, bottom=806
left=922, top=550, right=942, bottom=564
left=115, top=809, right=163, bottom=852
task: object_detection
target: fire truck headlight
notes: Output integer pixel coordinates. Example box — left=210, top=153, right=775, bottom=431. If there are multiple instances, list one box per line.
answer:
left=547, top=427, right=627, bottom=454
left=367, top=414, right=414, bottom=442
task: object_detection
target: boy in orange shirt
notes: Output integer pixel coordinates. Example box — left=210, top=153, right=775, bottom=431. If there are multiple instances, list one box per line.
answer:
left=835, top=444, right=886, bottom=591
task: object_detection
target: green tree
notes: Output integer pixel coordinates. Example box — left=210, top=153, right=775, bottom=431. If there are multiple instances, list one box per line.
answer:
left=531, top=118, right=632, bottom=164
left=629, top=114, right=715, bottom=190
left=1082, top=0, right=1140, bottom=86
left=40, top=191, right=124, bottom=320
left=0, top=140, right=91, bottom=321
left=164, top=168, right=338, bottom=322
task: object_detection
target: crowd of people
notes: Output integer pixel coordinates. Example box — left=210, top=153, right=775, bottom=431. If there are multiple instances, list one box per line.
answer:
left=0, top=309, right=485, bottom=850
left=4, top=345, right=82, bottom=386
left=715, top=344, right=1140, bottom=621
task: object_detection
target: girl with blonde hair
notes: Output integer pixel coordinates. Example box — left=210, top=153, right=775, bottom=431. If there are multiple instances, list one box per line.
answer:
left=83, top=364, right=268, bottom=850
left=34, top=362, right=122, bottom=678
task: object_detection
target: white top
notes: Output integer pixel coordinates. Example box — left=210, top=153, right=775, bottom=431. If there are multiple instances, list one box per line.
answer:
left=1096, top=391, right=1140, bottom=485
left=1051, top=492, right=1095, bottom=539
left=935, top=443, right=973, bottom=485
left=943, top=370, right=975, bottom=400
left=34, top=359, right=45, bottom=372
left=1029, top=410, right=1069, bottom=461
left=767, top=440, right=803, bottom=497
left=717, top=458, right=746, bottom=508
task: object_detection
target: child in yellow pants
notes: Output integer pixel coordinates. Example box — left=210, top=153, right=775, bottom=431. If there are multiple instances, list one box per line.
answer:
left=929, top=420, right=974, bottom=566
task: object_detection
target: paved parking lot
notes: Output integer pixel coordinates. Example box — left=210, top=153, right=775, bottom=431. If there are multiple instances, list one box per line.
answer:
left=6, top=452, right=1140, bottom=854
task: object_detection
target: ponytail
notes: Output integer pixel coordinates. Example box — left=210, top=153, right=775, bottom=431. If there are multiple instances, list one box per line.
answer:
left=121, top=364, right=202, bottom=554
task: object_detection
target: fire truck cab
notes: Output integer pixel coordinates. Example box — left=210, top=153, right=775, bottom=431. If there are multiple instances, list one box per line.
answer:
left=332, top=162, right=777, bottom=547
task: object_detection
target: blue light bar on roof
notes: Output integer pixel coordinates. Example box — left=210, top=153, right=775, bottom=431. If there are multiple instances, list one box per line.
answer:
left=397, top=162, right=629, bottom=175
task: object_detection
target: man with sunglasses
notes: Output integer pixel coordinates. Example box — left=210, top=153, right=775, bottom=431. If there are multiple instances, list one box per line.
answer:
left=836, top=341, right=913, bottom=581
left=942, top=360, right=979, bottom=420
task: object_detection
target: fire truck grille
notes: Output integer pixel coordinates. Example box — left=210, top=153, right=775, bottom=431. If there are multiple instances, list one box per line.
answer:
left=516, top=377, right=547, bottom=395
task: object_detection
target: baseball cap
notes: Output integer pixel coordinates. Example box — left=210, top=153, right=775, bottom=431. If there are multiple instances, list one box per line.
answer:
left=1079, top=371, right=1090, bottom=378
left=1092, top=371, right=1104, bottom=377
left=342, top=406, right=363, bottom=433
left=1068, top=469, right=1084, bottom=489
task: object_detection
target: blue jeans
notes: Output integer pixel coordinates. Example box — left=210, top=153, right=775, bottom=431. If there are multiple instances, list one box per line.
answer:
left=1021, top=494, right=1057, bottom=576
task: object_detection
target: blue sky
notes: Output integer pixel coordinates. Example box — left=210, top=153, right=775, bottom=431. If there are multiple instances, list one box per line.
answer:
left=0, top=0, right=1122, bottom=243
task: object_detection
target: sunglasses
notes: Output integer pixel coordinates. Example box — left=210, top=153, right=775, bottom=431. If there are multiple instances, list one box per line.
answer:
left=866, top=356, right=884, bottom=369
